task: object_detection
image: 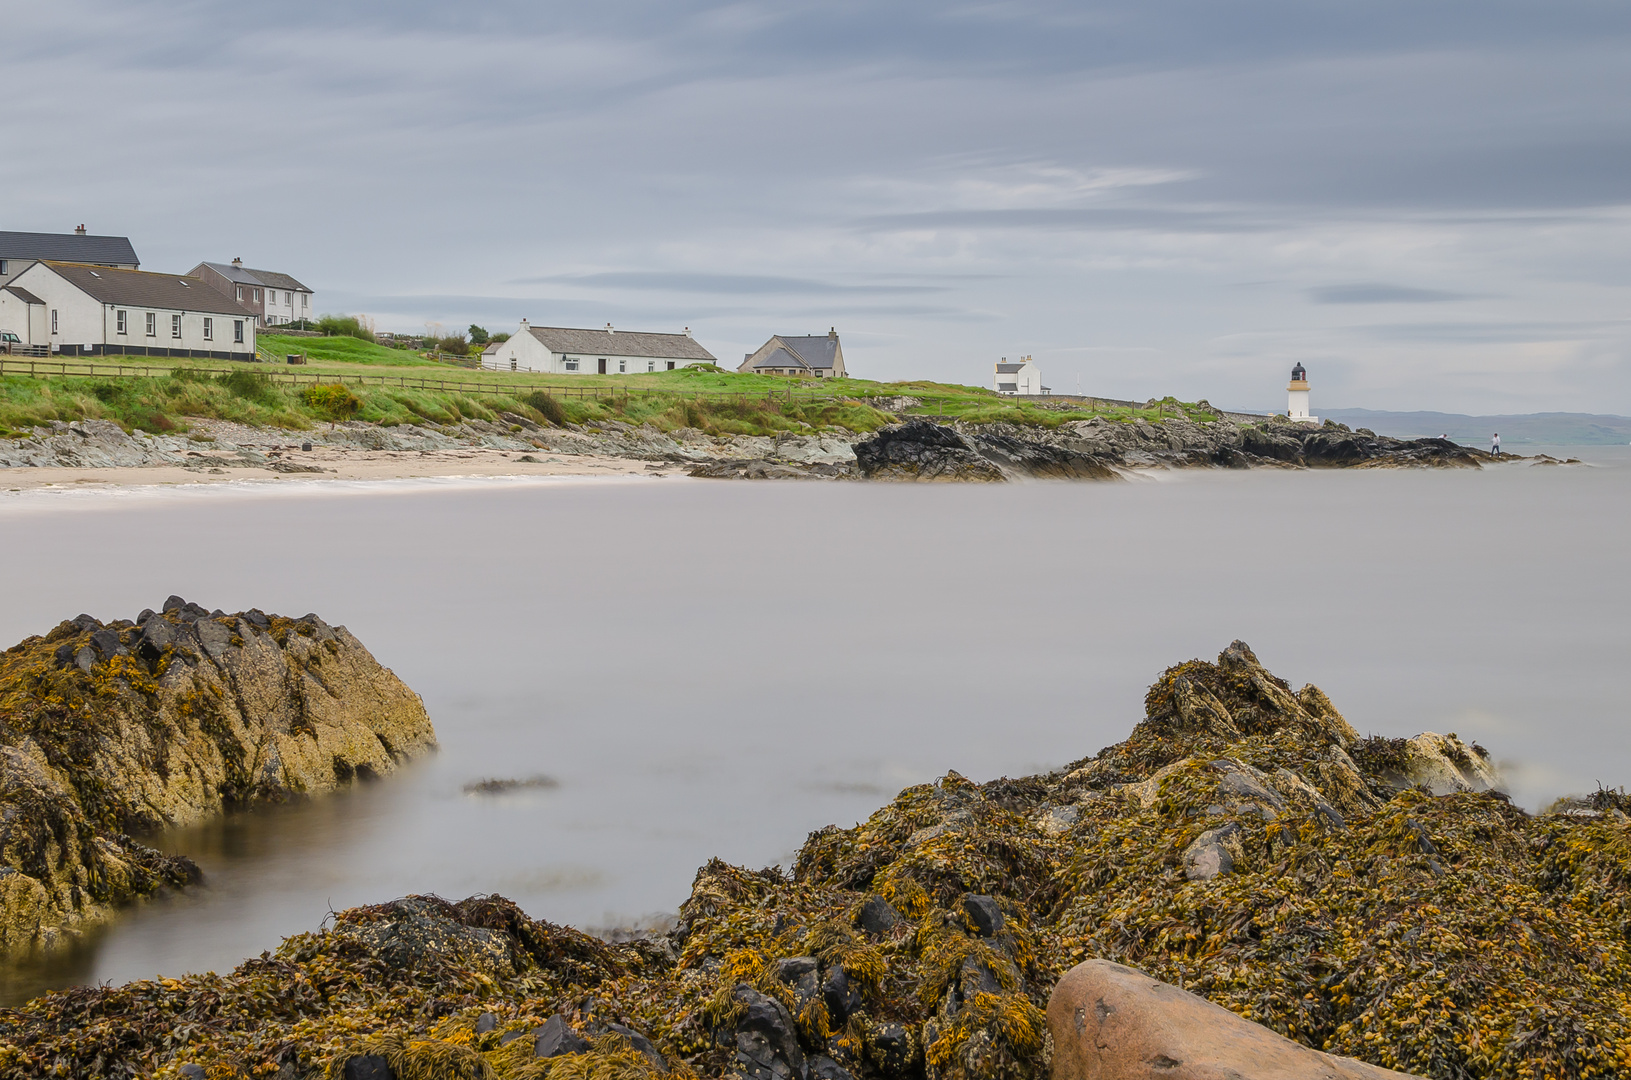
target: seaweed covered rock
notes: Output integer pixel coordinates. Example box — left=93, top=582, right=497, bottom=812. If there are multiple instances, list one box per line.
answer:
left=0, top=599, right=436, bottom=952
left=9, top=642, right=1631, bottom=1080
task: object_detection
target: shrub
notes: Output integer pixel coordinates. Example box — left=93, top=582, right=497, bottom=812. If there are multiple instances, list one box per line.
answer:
left=436, top=335, right=469, bottom=356
left=314, top=314, right=376, bottom=343
left=521, top=390, right=567, bottom=426
left=216, top=369, right=279, bottom=403
left=467, top=325, right=489, bottom=345
left=302, top=383, right=361, bottom=420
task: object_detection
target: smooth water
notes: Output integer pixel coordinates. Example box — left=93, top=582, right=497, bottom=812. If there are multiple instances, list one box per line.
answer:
left=1, top=450, right=1627, bottom=1002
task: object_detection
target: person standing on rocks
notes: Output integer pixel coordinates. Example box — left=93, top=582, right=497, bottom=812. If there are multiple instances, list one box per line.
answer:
left=1492, top=432, right=1501, bottom=455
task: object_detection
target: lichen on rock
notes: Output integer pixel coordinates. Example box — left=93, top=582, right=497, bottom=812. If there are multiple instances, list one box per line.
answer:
left=5, top=641, right=1631, bottom=1080
left=0, top=597, right=436, bottom=952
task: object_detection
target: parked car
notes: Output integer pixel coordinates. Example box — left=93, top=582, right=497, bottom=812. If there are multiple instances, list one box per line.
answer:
left=0, top=331, right=19, bottom=345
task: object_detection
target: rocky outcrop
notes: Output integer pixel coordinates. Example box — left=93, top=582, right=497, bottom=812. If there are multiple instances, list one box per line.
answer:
left=17, top=644, right=1631, bottom=1080
left=848, top=415, right=1491, bottom=481
left=1049, top=960, right=1419, bottom=1080
left=0, top=598, right=435, bottom=952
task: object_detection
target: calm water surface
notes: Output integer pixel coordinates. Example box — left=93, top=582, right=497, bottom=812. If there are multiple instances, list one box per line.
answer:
left=0, top=449, right=1627, bottom=1001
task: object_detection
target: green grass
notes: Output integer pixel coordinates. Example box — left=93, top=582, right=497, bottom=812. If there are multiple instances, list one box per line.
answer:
left=0, top=350, right=1224, bottom=440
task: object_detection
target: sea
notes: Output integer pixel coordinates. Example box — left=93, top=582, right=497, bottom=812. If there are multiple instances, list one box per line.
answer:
left=0, top=446, right=1627, bottom=1002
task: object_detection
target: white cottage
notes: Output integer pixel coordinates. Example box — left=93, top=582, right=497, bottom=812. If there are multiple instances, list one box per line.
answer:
left=993, top=356, right=1045, bottom=396
left=484, top=321, right=716, bottom=374
left=0, top=261, right=257, bottom=359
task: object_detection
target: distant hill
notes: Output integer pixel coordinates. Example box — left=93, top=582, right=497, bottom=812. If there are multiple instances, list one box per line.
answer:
left=1320, top=409, right=1631, bottom=446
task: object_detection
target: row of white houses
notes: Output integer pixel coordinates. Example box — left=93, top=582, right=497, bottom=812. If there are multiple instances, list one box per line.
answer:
left=0, top=261, right=257, bottom=360
left=481, top=322, right=852, bottom=378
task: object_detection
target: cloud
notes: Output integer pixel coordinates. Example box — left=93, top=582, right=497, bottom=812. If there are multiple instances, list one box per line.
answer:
left=519, top=272, right=947, bottom=295
left=1309, top=284, right=1473, bottom=304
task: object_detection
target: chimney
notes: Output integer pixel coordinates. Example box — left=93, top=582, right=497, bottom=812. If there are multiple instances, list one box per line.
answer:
left=74, top=224, right=86, bottom=235
left=520, top=318, right=529, bottom=329
left=605, top=322, right=614, bottom=334
left=829, top=326, right=836, bottom=339
left=684, top=326, right=691, bottom=337
left=232, top=257, right=242, bottom=267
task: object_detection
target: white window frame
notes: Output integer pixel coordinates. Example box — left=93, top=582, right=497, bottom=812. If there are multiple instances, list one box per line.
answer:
left=203, top=317, right=213, bottom=341
left=171, top=314, right=182, bottom=339
left=234, top=320, right=244, bottom=344
left=146, top=312, right=156, bottom=336
left=618, top=359, right=626, bottom=372
left=116, top=310, right=127, bottom=335
left=51, top=309, right=58, bottom=334
left=565, top=357, right=579, bottom=371
left=253, top=288, right=261, bottom=302
left=647, top=361, right=655, bottom=372
left=0, top=260, right=8, bottom=275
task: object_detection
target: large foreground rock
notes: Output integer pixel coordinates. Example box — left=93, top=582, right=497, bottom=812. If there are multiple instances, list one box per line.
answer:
left=1049, top=960, right=1420, bottom=1080
left=0, top=599, right=436, bottom=952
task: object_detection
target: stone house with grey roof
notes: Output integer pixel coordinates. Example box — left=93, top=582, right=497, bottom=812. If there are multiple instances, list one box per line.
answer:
left=485, top=320, right=716, bottom=374
left=188, top=259, right=314, bottom=326
left=0, top=261, right=258, bottom=359
left=0, top=227, right=139, bottom=285
left=739, top=330, right=846, bottom=378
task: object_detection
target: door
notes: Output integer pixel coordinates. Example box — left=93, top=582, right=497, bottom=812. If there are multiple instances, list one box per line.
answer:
left=598, top=358, right=607, bottom=374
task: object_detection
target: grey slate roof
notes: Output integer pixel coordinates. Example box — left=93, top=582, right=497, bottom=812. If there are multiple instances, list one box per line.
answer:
left=752, top=346, right=808, bottom=370
left=197, top=262, right=312, bottom=293
left=780, top=335, right=839, bottom=369
left=526, top=325, right=716, bottom=362
left=41, top=263, right=260, bottom=317
left=3, top=286, right=44, bottom=305
left=0, top=231, right=139, bottom=268
left=995, top=363, right=1025, bottom=374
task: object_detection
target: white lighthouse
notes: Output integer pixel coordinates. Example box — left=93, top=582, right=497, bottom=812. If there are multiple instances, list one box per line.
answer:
left=1287, top=362, right=1317, bottom=423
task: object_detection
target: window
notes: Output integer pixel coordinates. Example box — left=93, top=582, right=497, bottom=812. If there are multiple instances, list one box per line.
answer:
left=253, top=288, right=261, bottom=302
left=203, top=317, right=213, bottom=340
left=0, top=260, right=8, bottom=274
left=618, top=359, right=626, bottom=373
left=235, top=285, right=243, bottom=301
left=116, top=310, right=127, bottom=334
left=146, top=312, right=156, bottom=336
left=233, top=320, right=244, bottom=344
left=302, top=293, right=309, bottom=309
left=270, top=290, right=278, bottom=304
left=565, top=358, right=579, bottom=371
left=51, top=309, right=58, bottom=334
left=647, top=361, right=655, bottom=372
left=171, top=314, right=182, bottom=339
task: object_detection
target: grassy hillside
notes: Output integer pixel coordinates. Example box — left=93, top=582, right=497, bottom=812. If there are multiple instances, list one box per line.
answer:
left=0, top=350, right=1221, bottom=439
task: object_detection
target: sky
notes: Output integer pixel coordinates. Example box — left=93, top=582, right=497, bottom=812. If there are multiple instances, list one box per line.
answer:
left=4, top=1, right=1629, bottom=413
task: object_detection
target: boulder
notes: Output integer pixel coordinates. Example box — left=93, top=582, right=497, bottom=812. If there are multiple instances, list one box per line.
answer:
left=1048, top=959, right=1422, bottom=1080
left=852, top=420, right=1006, bottom=481
left=854, top=894, right=904, bottom=936
left=533, top=1014, right=590, bottom=1057
left=724, top=984, right=806, bottom=1080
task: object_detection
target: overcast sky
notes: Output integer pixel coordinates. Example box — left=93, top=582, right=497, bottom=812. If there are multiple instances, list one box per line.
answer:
left=5, top=1, right=1629, bottom=412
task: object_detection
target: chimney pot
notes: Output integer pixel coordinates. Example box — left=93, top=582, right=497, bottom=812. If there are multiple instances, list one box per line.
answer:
left=232, top=257, right=242, bottom=266
left=75, top=224, right=86, bottom=235
left=605, top=322, right=614, bottom=333
left=829, top=326, right=836, bottom=339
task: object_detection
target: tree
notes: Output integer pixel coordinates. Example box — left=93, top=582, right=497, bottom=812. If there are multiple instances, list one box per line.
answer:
left=468, top=324, right=490, bottom=345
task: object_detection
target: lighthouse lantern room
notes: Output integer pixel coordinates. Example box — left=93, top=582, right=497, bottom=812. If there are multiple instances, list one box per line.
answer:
left=1287, top=362, right=1317, bottom=423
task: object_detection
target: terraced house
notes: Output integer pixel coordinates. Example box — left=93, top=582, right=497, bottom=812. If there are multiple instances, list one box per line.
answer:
left=0, top=261, right=258, bottom=360
left=188, top=259, right=314, bottom=326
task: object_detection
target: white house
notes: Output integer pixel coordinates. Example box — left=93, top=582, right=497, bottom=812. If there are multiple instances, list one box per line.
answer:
left=1287, top=362, right=1317, bottom=423
left=993, top=356, right=1045, bottom=396
left=0, top=227, right=139, bottom=286
left=0, top=261, right=257, bottom=359
left=188, top=260, right=314, bottom=327
left=738, top=330, right=847, bottom=377
left=484, top=321, right=716, bottom=373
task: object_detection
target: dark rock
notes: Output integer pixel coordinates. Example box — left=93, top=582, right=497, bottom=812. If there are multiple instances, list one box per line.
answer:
left=854, top=894, right=904, bottom=936
left=137, top=616, right=178, bottom=659
left=179, top=1065, right=208, bottom=1080
left=867, top=1021, right=916, bottom=1075
left=70, top=614, right=103, bottom=633
left=302, top=441, right=313, bottom=451
left=90, top=628, right=123, bottom=658
left=961, top=894, right=1004, bottom=937
left=243, top=608, right=272, bottom=630
left=808, top=1055, right=856, bottom=1080
left=965, top=429, right=1120, bottom=480
left=1183, top=823, right=1241, bottom=881
left=340, top=1056, right=394, bottom=1080
left=822, top=964, right=863, bottom=1026
left=499, top=1028, right=529, bottom=1046
left=959, top=955, right=1004, bottom=1000
left=726, top=984, right=806, bottom=1080
left=52, top=642, right=75, bottom=668
left=852, top=419, right=1006, bottom=482
left=534, top=1013, right=590, bottom=1058
left=475, top=1011, right=498, bottom=1034
left=1314, top=801, right=1346, bottom=830
left=607, top=1023, right=666, bottom=1071
left=162, top=595, right=187, bottom=613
